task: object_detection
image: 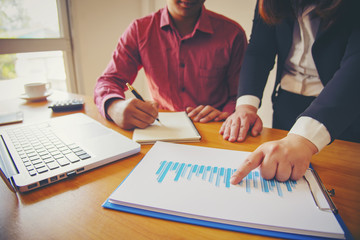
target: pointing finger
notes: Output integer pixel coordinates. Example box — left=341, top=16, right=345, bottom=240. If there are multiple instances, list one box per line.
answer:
left=231, top=149, right=264, bottom=185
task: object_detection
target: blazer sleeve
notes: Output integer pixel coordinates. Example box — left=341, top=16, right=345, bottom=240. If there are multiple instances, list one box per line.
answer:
left=300, top=19, right=360, bottom=141
left=237, top=3, right=278, bottom=104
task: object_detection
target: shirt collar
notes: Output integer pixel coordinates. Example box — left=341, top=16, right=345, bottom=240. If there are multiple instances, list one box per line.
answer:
left=160, top=6, right=171, bottom=28
left=300, top=4, right=317, bottom=17
left=160, top=5, right=214, bottom=35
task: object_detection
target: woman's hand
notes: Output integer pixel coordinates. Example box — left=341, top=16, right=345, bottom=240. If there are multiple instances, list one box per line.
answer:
left=220, top=105, right=263, bottom=142
left=230, top=134, right=318, bottom=184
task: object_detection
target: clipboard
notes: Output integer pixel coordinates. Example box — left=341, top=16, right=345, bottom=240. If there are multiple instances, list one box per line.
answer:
left=102, top=142, right=353, bottom=239
left=102, top=198, right=352, bottom=239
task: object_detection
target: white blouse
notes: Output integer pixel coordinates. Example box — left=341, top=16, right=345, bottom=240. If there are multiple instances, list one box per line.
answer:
left=281, top=5, right=323, bottom=96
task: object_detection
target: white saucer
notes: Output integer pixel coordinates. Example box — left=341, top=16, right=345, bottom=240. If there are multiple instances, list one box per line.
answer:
left=20, top=91, right=52, bottom=102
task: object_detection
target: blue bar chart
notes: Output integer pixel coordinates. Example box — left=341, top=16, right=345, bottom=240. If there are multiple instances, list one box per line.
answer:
left=155, top=161, right=297, bottom=197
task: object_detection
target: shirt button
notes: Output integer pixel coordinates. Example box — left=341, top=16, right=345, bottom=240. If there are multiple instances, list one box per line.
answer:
left=179, top=63, right=185, bottom=68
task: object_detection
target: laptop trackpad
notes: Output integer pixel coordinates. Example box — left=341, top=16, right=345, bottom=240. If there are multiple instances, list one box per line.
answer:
left=54, top=122, right=110, bottom=142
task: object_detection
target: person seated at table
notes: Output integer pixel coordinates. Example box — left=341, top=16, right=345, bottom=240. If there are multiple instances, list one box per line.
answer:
left=219, top=0, right=360, bottom=184
left=94, top=0, right=247, bottom=130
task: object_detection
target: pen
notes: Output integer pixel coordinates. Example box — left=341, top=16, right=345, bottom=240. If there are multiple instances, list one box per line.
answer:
left=126, top=82, right=160, bottom=123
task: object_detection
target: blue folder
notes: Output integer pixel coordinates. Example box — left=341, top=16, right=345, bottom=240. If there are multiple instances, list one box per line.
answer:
left=102, top=194, right=352, bottom=240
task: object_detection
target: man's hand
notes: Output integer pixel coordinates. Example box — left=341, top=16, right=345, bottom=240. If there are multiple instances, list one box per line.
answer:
left=186, top=105, right=229, bottom=123
left=107, top=98, right=159, bottom=130
left=230, top=134, right=318, bottom=184
left=219, top=105, right=262, bottom=142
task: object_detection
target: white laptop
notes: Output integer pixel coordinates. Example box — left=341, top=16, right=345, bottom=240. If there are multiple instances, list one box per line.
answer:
left=0, top=113, right=140, bottom=192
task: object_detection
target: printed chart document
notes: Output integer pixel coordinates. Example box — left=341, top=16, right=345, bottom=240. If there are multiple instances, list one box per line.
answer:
left=105, top=142, right=346, bottom=239
left=132, top=112, right=201, bottom=144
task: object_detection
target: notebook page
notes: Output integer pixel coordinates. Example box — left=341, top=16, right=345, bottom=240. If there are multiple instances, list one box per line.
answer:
left=132, top=112, right=200, bottom=144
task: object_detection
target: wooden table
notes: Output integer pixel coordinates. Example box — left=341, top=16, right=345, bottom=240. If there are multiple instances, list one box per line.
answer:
left=1, top=91, right=359, bottom=240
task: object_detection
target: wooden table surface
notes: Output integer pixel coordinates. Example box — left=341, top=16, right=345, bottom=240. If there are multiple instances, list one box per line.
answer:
left=1, top=91, right=359, bottom=240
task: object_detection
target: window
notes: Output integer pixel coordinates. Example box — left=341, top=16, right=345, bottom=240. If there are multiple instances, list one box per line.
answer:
left=0, top=0, right=76, bottom=93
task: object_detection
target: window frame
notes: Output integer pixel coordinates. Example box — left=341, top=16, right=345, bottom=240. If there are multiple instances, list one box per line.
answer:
left=0, top=0, right=78, bottom=92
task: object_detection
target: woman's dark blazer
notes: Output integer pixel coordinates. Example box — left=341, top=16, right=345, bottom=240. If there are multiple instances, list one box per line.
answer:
left=238, top=0, right=360, bottom=142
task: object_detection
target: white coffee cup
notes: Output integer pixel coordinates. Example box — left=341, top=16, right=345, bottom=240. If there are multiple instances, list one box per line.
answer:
left=24, top=82, right=51, bottom=98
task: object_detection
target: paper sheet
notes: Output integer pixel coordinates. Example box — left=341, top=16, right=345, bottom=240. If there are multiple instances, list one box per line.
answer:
left=109, top=142, right=344, bottom=239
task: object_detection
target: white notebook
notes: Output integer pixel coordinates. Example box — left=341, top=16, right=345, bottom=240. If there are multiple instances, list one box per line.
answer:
left=132, top=112, right=201, bottom=144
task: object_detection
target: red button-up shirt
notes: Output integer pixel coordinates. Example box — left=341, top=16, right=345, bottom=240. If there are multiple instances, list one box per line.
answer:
left=94, top=6, right=247, bottom=118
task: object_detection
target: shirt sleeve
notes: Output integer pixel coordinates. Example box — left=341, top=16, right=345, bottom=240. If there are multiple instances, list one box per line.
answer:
left=289, top=116, right=331, bottom=151
left=94, top=20, right=142, bottom=118
left=236, top=95, right=260, bottom=109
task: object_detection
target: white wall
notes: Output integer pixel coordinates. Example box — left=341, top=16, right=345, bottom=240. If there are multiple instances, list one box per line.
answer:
left=68, top=0, right=143, bottom=97
left=69, top=0, right=275, bottom=127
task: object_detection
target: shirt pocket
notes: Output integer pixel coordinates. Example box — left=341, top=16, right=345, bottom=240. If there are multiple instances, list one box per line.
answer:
left=199, top=65, right=227, bottom=88
left=198, top=46, right=229, bottom=86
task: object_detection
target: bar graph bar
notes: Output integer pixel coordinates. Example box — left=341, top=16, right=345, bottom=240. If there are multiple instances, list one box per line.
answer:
left=155, top=161, right=297, bottom=196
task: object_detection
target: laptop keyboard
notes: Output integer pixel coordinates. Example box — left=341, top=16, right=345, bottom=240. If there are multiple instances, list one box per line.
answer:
left=6, top=123, right=91, bottom=177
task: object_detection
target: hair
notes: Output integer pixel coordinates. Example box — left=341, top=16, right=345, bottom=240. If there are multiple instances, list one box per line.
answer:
left=258, top=0, right=345, bottom=27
